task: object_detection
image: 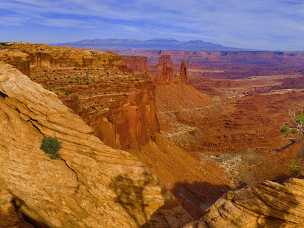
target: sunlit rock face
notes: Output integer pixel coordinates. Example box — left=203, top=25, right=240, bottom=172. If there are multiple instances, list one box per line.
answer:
left=156, top=55, right=175, bottom=82
left=0, top=43, right=159, bottom=149
left=0, top=63, right=191, bottom=227
left=121, top=55, right=149, bottom=74
left=185, top=178, right=304, bottom=228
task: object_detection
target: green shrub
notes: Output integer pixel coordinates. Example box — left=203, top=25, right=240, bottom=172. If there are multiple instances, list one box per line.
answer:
left=280, top=123, right=298, bottom=136
left=289, top=159, right=301, bottom=176
left=296, top=113, right=304, bottom=125
left=280, top=124, right=291, bottom=136
left=40, top=137, right=61, bottom=159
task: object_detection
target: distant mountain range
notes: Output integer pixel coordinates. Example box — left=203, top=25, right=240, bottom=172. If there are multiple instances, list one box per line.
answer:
left=56, top=39, right=243, bottom=51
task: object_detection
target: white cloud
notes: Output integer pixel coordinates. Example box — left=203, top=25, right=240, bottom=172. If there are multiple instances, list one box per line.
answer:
left=0, top=0, right=304, bottom=49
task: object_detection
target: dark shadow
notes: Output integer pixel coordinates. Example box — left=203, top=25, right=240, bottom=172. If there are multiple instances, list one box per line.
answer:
left=142, top=199, right=192, bottom=228
left=142, top=181, right=230, bottom=227
left=144, top=177, right=304, bottom=227
left=0, top=91, right=8, bottom=98
left=273, top=139, right=297, bottom=153
left=171, top=181, right=230, bottom=219
left=11, top=198, right=49, bottom=228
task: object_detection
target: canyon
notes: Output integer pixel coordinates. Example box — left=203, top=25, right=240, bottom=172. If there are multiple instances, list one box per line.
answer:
left=119, top=50, right=304, bottom=79
left=1, top=42, right=304, bottom=227
left=0, top=62, right=192, bottom=227
left=0, top=43, right=159, bottom=150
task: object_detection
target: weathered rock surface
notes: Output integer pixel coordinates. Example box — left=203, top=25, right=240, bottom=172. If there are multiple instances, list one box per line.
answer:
left=179, top=60, right=188, bottom=83
left=155, top=82, right=210, bottom=151
left=0, top=43, right=159, bottom=149
left=151, top=55, right=189, bottom=83
left=185, top=178, right=304, bottom=227
left=121, top=55, right=149, bottom=74
left=0, top=48, right=30, bottom=75
left=0, top=63, right=190, bottom=227
left=0, top=188, right=34, bottom=227
left=156, top=55, right=174, bottom=82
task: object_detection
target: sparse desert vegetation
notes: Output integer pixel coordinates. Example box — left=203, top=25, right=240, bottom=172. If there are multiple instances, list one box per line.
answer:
left=40, top=137, right=61, bottom=159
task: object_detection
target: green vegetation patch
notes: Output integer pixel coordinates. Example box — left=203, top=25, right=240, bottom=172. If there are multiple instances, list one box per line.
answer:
left=289, top=159, right=302, bottom=176
left=296, top=113, right=304, bottom=125
left=40, top=137, right=61, bottom=159
left=280, top=124, right=291, bottom=136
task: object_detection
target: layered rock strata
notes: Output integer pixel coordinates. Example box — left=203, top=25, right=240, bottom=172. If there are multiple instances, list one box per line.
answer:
left=179, top=60, right=188, bottom=83
left=185, top=178, right=304, bottom=227
left=0, top=43, right=159, bottom=149
left=156, top=55, right=175, bottom=82
left=0, top=63, right=190, bottom=227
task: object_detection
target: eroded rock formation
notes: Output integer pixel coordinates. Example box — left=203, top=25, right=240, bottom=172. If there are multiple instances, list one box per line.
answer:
left=0, top=63, right=190, bottom=227
left=152, top=55, right=189, bottom=83
left=0, top=48, right=30, bottom=75
left=185, top=178, right=304, bottom=227
left=0, top=43, right=159, bottom=149
left=179, top=60, right=188, bottom=83
left=156, top=55, right=174, bottom=82
left=122, top=55, right=149, bottom=74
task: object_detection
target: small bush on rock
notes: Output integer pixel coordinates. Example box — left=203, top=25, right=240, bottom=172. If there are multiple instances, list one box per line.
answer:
left=289, top=159, right=301, bottom=176
left=280, top=124, right=291, bottom=136
left=40, top=137, right=61, bottom=159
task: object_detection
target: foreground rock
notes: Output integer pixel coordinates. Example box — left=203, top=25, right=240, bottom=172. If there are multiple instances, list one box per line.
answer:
left=186, top=178, right=304, bottom=227
left=0, top=63, right=190, bottom=227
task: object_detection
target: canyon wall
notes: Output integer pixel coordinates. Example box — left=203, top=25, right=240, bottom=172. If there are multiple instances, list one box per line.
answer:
left=119, top=50, right=304, bottom=79
left=0, top=43, right=233, bottom=220
left=121, top=55, right=149, bottom=73
left=156, top=55, right=175, bottom=82
left=0, top=48, right=30, bottom=75
left=0, top=43, right=159, bottom=149
left=151, top=54, right=189, bottom=83
left=179, top=60, right=189, bottom=83
left=0, top=62, right=191, bottom=227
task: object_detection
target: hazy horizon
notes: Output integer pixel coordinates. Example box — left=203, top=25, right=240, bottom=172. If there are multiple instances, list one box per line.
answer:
left=1, top=0, right=304, bottom=51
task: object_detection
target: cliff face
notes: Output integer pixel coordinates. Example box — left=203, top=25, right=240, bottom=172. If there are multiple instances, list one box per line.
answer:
left=0, top=49, right=30, bottom=75
left=179, top=60, right=188, bottom=83
left=0, top=43, right=159, bottom=149
left=121, top=55, right=149, bottom=74
left=157, top=55, right=174, bottom=82
left=151, top=55, right=189, bottom=83
left=185, top=178, right=304, bottom=228
left=0, top=63, right=190, bottom=227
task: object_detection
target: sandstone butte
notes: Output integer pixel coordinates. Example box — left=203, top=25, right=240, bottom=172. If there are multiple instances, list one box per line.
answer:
left=0, top=63, right=191, bottom=227
left=157, top=55, right=174, bottom=82
left=150, top=54, right=190, bottom=84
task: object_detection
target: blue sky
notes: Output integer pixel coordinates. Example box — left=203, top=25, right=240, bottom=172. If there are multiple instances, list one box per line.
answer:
left=1, top=0, right=304, bottom=50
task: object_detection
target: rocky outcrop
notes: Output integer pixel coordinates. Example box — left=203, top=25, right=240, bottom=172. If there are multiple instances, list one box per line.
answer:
left=0, top=43, right=159, bottom=149
left=0, top=48, right=30, bottom=75
left=179, top=60, right=188, bottom=83
left=1, top=43, right=125, bottom=69
left=0, top=63, right=190, bottom=227
left=122, top=55, right=149, bottom=74
left=156, top=55, right=174, bottom=82
left=152, top=55, right=189, bottom=83
left=185, top=178, right=304, bottom=227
